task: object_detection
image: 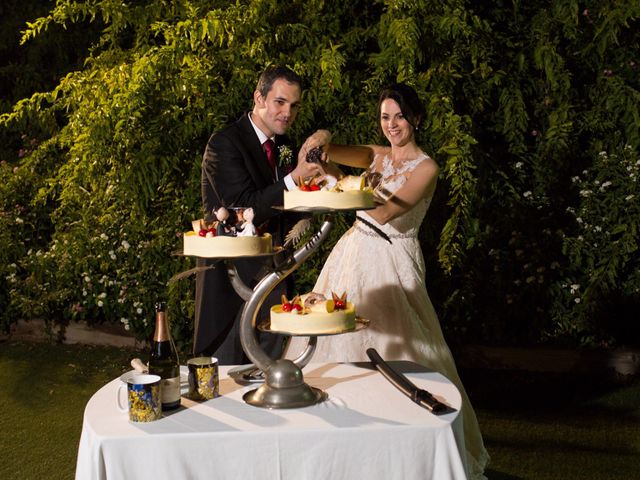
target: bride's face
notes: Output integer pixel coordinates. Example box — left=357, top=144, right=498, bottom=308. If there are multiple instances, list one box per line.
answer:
left=380, top=99, right=414, bottom=148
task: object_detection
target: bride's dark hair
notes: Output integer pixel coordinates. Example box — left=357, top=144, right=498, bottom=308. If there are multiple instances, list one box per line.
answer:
left=377, top=83, right=426, bottom=135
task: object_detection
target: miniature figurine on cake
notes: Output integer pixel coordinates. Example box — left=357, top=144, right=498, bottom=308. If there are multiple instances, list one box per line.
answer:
left=236, top=207, right=257, bottom=237
left=214, top=207, right=232, bottom=236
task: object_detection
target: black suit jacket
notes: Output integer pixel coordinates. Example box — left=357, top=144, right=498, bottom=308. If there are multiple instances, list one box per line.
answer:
left=194, top=113, right=292, bottom=357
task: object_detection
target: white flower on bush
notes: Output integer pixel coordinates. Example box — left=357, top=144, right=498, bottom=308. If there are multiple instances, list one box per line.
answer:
left=515, top=162, right=523, bottom=169
left=84, top=276, right=90, bottom=283
left=98, top=292, right=106, bottom=299
left=109, top=250, right=116, bottom=260
left=100, top=233, right=108, bottom=240
left=626, top=194, right=635, bottom=201
left=579, top=189, right=592, bottom=197
left=574, top=298, right=581, bottom=303
left=97, top=300, right=104, bottom=307
left=83, top=289, right=87, bottom=296
left=523, top=191, right=532, bottom=198
left=16, top=217, right=23, bottom=224
left=121, top=240, right=130, bottom=251
left=136, top=307, right=143, bottom=315
left=570, top=284, right=580, bottom=294
left=576, top=217, right=583, bottom=224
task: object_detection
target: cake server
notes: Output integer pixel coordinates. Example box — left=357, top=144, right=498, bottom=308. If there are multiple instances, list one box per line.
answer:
left=366, top=348, right=453, bottom=415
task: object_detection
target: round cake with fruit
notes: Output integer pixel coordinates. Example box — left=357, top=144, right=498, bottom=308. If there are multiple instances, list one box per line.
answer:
left=284, top=175, right=375, bottom=210
left=269, top=292, right=356, bottom=334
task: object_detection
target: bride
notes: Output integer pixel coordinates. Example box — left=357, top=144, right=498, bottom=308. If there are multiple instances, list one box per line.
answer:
left=287, top=83, right=489, bottom=480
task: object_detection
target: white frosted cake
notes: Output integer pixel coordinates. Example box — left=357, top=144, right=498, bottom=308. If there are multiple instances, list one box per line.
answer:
left=270, top=293, right=356, bottom=334
left=183, top=232, right=272, bottom=258
left=284, top=175, right=375, bottom=210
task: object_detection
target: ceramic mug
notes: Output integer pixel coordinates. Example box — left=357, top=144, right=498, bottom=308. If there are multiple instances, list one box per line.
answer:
left=187, top=357, right=219, bottom=401
left=117, top=373, right=162, bottom=422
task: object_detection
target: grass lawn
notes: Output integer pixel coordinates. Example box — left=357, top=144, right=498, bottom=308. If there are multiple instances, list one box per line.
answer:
left=1, top=340, right=638, bottom=479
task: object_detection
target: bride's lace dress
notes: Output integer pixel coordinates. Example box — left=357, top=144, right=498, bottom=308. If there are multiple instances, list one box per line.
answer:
left=287, top=152, right=489, bottom=480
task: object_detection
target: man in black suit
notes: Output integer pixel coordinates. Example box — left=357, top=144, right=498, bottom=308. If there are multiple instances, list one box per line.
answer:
left=194, top=66, right=329, bottom=363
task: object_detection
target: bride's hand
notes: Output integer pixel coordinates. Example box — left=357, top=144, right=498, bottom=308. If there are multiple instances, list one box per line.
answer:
left=298, top=129, right=332, bottom=160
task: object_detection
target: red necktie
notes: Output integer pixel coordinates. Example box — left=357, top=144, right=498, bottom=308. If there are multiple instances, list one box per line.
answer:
left=263, top=139, right=276, bottom=173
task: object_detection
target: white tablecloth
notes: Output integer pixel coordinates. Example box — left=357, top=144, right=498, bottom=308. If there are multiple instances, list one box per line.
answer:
left=75, top=362, right=467, bottom=480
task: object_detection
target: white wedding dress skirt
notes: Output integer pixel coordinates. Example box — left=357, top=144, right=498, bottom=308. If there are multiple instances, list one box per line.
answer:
left=286, top=153, right=489, bottom=480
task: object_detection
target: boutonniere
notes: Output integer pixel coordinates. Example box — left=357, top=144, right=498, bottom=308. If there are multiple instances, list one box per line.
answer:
left=278, top=145, right=294, bottom=167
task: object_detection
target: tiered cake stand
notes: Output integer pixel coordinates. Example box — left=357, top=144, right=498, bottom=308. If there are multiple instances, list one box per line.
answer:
left=189, top=207, right=366, bottom=408
left=241, top=207, right=372, bottom=409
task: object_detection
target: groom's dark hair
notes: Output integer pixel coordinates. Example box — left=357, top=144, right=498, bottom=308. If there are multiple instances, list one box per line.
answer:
left=377, top=83, right=426, bottom=134
left=256, top=66, right=302, bottom=97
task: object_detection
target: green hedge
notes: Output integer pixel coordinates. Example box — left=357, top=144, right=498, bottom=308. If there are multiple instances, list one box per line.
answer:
left=1, top=0, right=638, bottom=350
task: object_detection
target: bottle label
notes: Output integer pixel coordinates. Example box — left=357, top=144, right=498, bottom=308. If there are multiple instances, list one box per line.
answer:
left=161, top=377, right=181, bottom=404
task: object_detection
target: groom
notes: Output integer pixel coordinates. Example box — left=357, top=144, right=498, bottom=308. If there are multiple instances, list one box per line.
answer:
left=194, top=66, right=327, bottom=363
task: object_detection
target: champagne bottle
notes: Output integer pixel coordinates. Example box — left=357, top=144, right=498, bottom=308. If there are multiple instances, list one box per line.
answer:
left=148, top=301, right=181, bottom=410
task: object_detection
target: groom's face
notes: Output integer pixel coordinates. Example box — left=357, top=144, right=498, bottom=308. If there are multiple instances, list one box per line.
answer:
left=252, top=78, right=301, bottom=138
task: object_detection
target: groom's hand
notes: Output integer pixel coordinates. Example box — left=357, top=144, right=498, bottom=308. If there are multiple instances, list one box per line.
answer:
left=289, top=156, right=324, bottom=185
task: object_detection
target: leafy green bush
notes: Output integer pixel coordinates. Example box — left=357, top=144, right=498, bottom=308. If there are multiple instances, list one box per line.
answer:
left=550, top=144, right=639, bottom=345
left=1, top=0, right=638, bottom=349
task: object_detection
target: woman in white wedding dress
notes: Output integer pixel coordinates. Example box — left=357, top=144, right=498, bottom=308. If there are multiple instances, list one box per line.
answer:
left=287, top=83, right=489, bottom=480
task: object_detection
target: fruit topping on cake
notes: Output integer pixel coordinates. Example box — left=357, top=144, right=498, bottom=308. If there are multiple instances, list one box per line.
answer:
left=330, top=291, right=348, bottom=310
left=281, top=295, right=303, bottom=313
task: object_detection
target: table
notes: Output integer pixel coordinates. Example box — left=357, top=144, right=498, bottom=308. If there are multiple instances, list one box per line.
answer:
left=75, top=362, right=467, bottom=480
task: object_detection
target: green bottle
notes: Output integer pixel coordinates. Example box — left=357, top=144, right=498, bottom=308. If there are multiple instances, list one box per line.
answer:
left=148, top=302, right=181, bottom=410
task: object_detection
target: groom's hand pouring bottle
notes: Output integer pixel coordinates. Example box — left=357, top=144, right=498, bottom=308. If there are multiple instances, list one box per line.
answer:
left=148, top=301, right=181, bottom=410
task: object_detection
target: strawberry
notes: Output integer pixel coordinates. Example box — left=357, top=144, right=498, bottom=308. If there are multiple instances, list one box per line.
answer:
left=331, top=291, right=348, bottom=311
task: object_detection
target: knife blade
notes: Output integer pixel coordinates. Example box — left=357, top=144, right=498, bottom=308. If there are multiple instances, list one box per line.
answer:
left=366, top=348, right=453, bottom=415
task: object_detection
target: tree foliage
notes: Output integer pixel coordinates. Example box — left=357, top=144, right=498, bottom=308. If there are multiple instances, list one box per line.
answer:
left=1, top=0, right=638, bottom=349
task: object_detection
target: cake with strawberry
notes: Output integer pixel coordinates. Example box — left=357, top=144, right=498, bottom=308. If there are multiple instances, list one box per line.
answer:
left=269, top=292, right=356, bottom=334
left=183, top=214, right=273, bottom=258
left=284, top=175, right=375, bottom=210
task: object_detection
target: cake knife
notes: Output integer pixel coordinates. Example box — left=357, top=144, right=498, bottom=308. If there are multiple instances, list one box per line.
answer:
left=366, top=348, right=452, bottom=415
